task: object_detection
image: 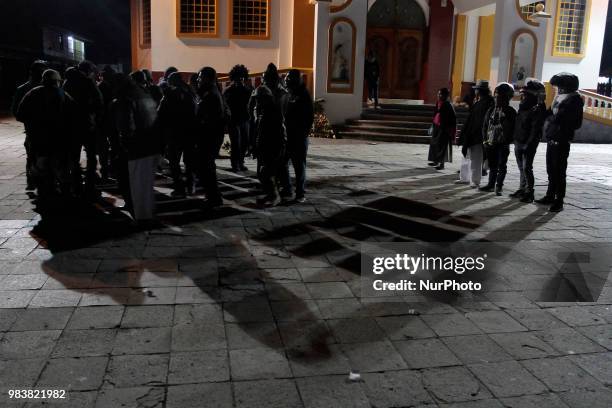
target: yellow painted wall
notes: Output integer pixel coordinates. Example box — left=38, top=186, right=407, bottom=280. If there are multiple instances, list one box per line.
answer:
left=474, top=15, right=495, bottom=82
left=292, top=0, right=315, bottom=68
left=451, top=15, right=467, bottom=99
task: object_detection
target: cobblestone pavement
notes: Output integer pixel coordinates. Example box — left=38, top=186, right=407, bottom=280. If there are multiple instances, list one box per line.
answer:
left=0, top=117, right=611, bottom=408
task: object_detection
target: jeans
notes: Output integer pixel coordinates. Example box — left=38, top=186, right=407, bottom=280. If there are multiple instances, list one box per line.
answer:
left=485, top=144, right=510, bottom=188
left=367, top=80, right=379, bottom=106
left=545, top=141, right=571, bottom=201
left=279, top=136, right=309, bottom=198
left=228, top=121, right=250, bottom=170
left=514, top=143, right=538, bottom=193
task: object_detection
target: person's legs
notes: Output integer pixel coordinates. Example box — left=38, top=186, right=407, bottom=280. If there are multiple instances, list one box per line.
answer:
left=292, top=137, right=308, bottom=199
left=495, top=144, right=510, bottom=194
left=372, top=81, right=379, bottom=108
left=513, top=145, right=527, bottom=196
left=239, top=121, right=250, bottom=169
left=167, top=140, right=184, bottom=192
left=277, top=148, right=292, bottom=198
left=520, top=143, right=538, bottom=202
left=469, top=145, right=483, bottom=186
left=84, top=133, right=98, bottom=189
left=228, top=124, right=241, bottom=170
left=24, top=137, right=35, bottom=190
left=554, top=142, right=571, bottom=203
left=200, top=141, right=222, bottom=204
left=481, top=145, right=498, bottom=190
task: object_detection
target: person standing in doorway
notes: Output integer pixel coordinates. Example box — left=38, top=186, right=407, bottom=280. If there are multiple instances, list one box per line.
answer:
left=364, top=51, right=381, bottom=109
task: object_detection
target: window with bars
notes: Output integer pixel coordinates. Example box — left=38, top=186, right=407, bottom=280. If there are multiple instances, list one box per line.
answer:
left=520, top=1, right=545, bottom=22
left=141, top=0, right=151, bottom=47
left=230, top=0, right=270, bottom=39
left=553, top=0, right=589, bottom=57
left=177, top=0, right=218, bottom=37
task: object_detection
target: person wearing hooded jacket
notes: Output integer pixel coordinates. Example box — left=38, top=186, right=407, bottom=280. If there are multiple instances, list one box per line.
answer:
left=509, top=79, right=548, bottom=203
left=12, top=60, right=48, bottom=191
left=456, top=80, right=495, bottom=187
left=251, top=63, right=288, bottom=207
left=16, top=69, right=75, bottom=201
left=278, top=69, right=314, bottom=203
left=195, top=66, right=224, bottom=207
left=479, top=83, right=517, bottom=196
left=535, top=73, right=584, bottom=213
left=157, top=72, right=198, bottom=197
left=223, top=64, right=252, bottom=172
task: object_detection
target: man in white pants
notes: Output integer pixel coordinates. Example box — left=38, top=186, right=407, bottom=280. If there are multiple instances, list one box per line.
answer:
left=456, top=80, right=495, bottom=187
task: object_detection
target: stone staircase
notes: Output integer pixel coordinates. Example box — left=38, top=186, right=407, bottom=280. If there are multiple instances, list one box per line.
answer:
left=336, top=103, right=469, bottom=144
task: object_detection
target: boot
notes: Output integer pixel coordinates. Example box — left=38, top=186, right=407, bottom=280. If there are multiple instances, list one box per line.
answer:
left=509, top=189, right=524, bottom=198
left=520, top=191, right=534, bottom=203
left=549, top=200, right=564, bottom=212
left=535, top=196, right=555, bottom=205
left=495, top=185, right=503, bottom=196
left=479, top=184, right=495, bottom=192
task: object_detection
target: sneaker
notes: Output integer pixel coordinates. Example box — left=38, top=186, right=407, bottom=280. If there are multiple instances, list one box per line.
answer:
left=549, top=201, right=564, bottom=212
left=454, top=180, right=469, bottom=185
left=428, top=162, right=438, bottom=167
left=470, top=183, right=480, bottom=189
left=495, top=186, right=503, bottom=196
left=263, top=196, right=281, bottom=207
left=535, top=196, right=555, bottom=205
left=479, top=185, right=494, bottom=192
left=520, top=193, right=534, bottom=203
left=435, top=164, right=445, bottom=170
left=509, top=189, right=525, bottom=198
left=295, top=196, right=306, bottom=203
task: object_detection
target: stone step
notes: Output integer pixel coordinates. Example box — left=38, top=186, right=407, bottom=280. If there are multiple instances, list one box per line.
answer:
left=339, top=124, right=430, bottom=136
left=346, top=119, right=432, bottom=129
left=363, top=108, right=469, bottom=120
left=336, top=130, right=431, bottom=144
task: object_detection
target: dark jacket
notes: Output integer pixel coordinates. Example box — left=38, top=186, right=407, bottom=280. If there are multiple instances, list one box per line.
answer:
left=433, top=100, right=457, bottom=134
left=543, top=92, right=584, bottom=143
left=483, top=105, right=517, bottom=146
left=513, top=102, right=548, bottom=146
left=158, top=85, right=197, bottom=140
left=15, top=85, right=74, bottom=156
left=11, top=80, right=39, bottom=117
left=63, top=71, right=103, bottom=132
left=284, top=84, right=314, bottom=138
left=252, top=83, right=287, bottom=157
left=196, top=85, right=226, bottom=148
left=114, top=85, right=160, bottom=160
left=223, top=82, right=252, bottom=124
left=459, top=95, right=495, bottom=147
left=364, top=58, right=380, bottom=83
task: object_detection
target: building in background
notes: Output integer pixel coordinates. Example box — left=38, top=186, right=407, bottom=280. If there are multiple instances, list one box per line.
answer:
left=133, top=0, right=610, bottom=125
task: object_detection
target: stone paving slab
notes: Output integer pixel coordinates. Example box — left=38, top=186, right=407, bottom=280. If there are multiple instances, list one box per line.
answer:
left=0, top=119, right=611, bottom=406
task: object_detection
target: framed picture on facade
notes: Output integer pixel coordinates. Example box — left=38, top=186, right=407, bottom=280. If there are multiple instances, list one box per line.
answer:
left=327, top=17, right=356, bottom=93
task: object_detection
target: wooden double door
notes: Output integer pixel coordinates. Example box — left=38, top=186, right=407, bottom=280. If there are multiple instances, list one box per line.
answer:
left=366, top=28, right=423, bottom=100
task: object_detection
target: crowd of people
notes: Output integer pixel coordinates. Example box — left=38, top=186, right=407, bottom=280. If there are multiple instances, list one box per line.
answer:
left=428, top=73, right=584, bottom=213
left=12, top=60, right=314, bottom=222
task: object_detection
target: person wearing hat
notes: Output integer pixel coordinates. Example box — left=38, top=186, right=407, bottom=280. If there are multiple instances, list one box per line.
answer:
left=510, top=79, right=548, bottom=203
left=535, top=73, right=584, bottom=212
left=455, top=80, right=495, bottom=187
left=479, top=82, right=517, bottom=195
left=194, top=66, right=225, bottom=207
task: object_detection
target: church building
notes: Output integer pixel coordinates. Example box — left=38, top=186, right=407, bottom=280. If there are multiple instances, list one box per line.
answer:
left=130, top=0, right=610, bottom=124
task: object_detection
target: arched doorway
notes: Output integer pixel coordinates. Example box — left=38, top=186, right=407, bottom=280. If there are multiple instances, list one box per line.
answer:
left=366, top=0, right=426, bottom=100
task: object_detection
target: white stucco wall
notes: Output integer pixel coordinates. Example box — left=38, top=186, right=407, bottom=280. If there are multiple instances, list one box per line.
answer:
left=489, top=0, right=547, bottom=89
left=542, top=0, right=609, bottom=89
left=313, top=2, right=367, bottom=125
left=150, top=0, right=294, bottom=73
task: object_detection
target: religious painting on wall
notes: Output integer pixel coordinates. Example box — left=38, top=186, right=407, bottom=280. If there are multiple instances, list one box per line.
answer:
left=328, top=18, right=356, bottom=93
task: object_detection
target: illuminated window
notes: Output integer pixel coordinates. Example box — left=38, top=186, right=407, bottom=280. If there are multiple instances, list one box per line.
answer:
left=553, top=0, right=589, bottom=57
left=141, top=0, right=152, bottom=47
left=177, top=0, right=218, bottom=37
left=520, top=1, right=545, bottom=21
left=230, top=0, right=270, bottom=39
